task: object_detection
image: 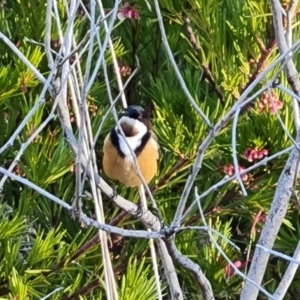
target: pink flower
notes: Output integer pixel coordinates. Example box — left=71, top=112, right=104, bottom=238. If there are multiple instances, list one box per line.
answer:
left=225, top=260, right=250, bottom=278
left=119, top=64, right=132, bottom=77
left=118, top=2, right=139, bottom=20
left=223, top=164, right=234, bottom=176
left=251, top=210, right=266, bottom=234
left=257, top=92, right=283, bottom=114
left=225, top=260, right=242, bottom=278
left=243, top=148, right=268, bottom=162
left=223, top=164, right=248, bottom=181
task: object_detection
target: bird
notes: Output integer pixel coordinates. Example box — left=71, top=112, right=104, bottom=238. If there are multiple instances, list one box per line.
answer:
left=102, top=105, right=159, bottom=189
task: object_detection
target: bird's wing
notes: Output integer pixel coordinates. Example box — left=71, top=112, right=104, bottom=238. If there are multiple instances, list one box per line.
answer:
left=150, top=131, right=160, bottom=158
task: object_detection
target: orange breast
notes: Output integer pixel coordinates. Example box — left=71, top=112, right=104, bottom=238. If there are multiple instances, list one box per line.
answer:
left=102, top=133, right=158, bottom=187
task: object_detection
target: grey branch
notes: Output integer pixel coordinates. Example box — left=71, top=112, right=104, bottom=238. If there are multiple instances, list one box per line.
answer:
left=0, top=166, right=163, bottom=239
left=271, top=242, right=300, bottom=299
left=241, top=1, right=300, bottom=298
left=166, top=238, right=215, bottom=300
left=172, top=37, right=300, bottom=229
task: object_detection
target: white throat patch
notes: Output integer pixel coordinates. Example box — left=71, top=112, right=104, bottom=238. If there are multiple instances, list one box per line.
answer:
left=116, top=116, right=147, bottom=158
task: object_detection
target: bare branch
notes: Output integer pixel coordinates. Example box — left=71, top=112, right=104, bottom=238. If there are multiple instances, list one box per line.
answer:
left=257, top=244, right=300, bottom=265
left=182, top=14, right=225, bottom=103
left=271, top=0, right=300, bottom=94
left=0, top=32, right=47, bottom=84
left=241, top=134, right=300, bottom=298
left=0, top=166, right=162, bottom=239
left=152, top=0, right=212, bottom=127
left=232, top=106, right=248, bottom=196
left=97, top=0, right=127, bottom=108
left=272, top=241, right=300, bottom=299
left=138, top=184, right=163, bottom=300
left=45, top=0, right=54, bottom=68
left=0, top=95, right=59, bottom=189
left=0, top=67, right=56, bottom=156
left=156, top=239, right=183, bottom=300
left=181, top=140, right=300, bottom=222
left=241, top=1, right=300, bottom=298
left=40, top=287, right=63, bottom=300
left=286, top=0, right=300, bottom=129
left=286, top=0, right=299, bottom=48
left=195, top=189, right=276, bottom=299
left=173, top=39, right=300, bottom=228
left=166, top=238, right=214, bottom=300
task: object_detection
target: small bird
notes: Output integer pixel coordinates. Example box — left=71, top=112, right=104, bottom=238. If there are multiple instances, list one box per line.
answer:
left=102, top=105, right=159, bottom=188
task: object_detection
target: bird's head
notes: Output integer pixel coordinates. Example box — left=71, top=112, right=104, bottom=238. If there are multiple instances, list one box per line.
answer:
left=118, top=105, right=152, bottom=133
left=119, top=105, right=147, bottom=120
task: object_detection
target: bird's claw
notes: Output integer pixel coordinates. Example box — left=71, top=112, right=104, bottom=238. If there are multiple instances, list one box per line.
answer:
left=109, top=185, right=118, bottom=200
left=136, top=200, right=143, bottom=217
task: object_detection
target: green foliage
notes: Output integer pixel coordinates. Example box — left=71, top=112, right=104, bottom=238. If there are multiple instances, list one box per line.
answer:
left=119, top=257, right=162, bottom=300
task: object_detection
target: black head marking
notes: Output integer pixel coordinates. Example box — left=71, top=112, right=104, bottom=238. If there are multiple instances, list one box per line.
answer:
left=119, top=105, right=146, bottom=119
left=109, top=129, right=152, bottom=158
left=134, top=131, right=151, bottom=157
left=110, top=128, right=125, bottom=158
left=119, top=105, right=152, bottom=130
left=110, top=106, right=153, bottom=158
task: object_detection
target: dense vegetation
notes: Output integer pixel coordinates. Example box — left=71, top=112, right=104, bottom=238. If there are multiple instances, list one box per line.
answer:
left=0, top=0, right=300, bottom=299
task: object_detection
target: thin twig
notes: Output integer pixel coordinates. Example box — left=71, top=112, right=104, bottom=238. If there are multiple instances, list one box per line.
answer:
left=195, top=188, right=276, bottom=300
left=231, top=106, right=248, bottom=196
left=139, top=185, right=163, bottom=300
left=0, top=61, right=59, bottom=156
left=156, top=239, right=183, bottom=300
left=182, top=14, right=225, bottom=103
left=268, top=87, right=300, bottom=150
left=152, top=0, right=212, bottom=127
left=0, top=167, right=163, bottom=239
left=67, top=1, right=118, bottom=299
left=40, top=287, right=63, bottom=300
left=257, top=244, right=300, bottom=265
left=172, top=39, right=300, bottom=229
left=0, top=32, right=47, bottom=84
left=272, top=241, right=300, bottom=299
left=45, top=0, right=54, bottom=68
left=182, top=140, right=300, bottom=222
left=0, top=97, right=59, bottom=189
left=166, top=239, right=214, bottom=300
left=286, top=0, right=300, bottom=129
left=97, top=0, right=127, bottom=108
left=241, top=1, right=300, bottom=298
